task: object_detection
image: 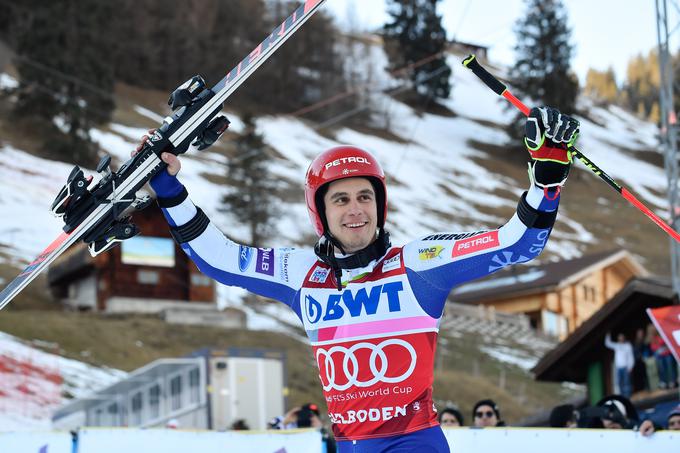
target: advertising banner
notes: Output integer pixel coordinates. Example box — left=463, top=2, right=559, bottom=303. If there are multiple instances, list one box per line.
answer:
left=77, top=428, right=323, bottom=453
left=0, top=431, right=72, bottom=453
left=443, top=426, right=677, bottom=452
left=647, top=305, right=680, bottom=363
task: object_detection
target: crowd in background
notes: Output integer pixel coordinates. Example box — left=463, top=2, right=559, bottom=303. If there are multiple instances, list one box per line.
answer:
left=605, top=323, right=678, bottom=398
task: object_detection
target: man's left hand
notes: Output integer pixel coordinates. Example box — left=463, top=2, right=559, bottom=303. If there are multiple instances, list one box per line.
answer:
left=525, top=106, right=580, bottom=189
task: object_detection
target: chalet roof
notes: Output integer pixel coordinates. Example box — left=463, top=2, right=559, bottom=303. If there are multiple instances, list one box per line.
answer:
left=450, top=249, right=647, bottom=304
left=532, top=277, right=676, bottom=383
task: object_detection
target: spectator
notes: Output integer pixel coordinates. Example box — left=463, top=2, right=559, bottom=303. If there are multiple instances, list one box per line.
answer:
left=667, top=404, right=680, bottom=430
left=650, top=330, right=678, bottom=389
left=273, top=404, right=336, bottom=453
left=644, top=324, right=660, bottom=389
left=595, top=395, right=655, bottom=436
left=549, top=404, right=578, bottom=428
left=231, top=419, right=250, bottom=430
left=632, top=327, right=650, bottom=392
left=165, top=418, right=179, bottom=429
left=438, top=407, right=464, bottom=427
left=605, top=333, right=634, bottom=397
left=472, top=399, right=504, bottom=427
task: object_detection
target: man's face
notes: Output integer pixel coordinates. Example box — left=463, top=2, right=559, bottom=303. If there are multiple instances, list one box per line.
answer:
left=323, top=177, right=378, bottom=254
left=617, top=333, right=626, bottom=343
left=473, top=405, right=498, bottom=427
left=602, top=418, right=624, bottom=429
left=669, top=414, right=680, bottom=430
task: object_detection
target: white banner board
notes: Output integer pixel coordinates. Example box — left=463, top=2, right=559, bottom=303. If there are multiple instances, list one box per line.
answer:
left=0, top=431, right=72, bottom=453
left=2, top=427, right=677, bottom=452
left=77, top=428, right=323, bottom=453
left=443, top=427, right=678, bottom=452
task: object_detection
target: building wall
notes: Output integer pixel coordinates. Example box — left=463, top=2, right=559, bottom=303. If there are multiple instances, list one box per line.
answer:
left=473, top=262, right=636, bottom=338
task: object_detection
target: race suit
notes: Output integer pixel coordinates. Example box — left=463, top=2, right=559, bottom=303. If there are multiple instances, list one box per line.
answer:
left=151, top=172, right=559, bottom=443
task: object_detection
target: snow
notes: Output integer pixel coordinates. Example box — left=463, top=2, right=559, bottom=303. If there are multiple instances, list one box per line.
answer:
left=0, top=73, right=18, bottom=90
left=454, top=268, right=546, bottom=295
left=0, top=332, right=126, bottom=431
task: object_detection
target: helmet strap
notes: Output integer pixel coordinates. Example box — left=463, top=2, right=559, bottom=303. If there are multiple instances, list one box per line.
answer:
left=314, top=229, right=391, bottom=291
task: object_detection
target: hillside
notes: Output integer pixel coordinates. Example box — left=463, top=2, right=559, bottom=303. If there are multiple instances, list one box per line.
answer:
left=0, top=309, right=574, bottom=429
left=0, top=44, right=670, bottom=428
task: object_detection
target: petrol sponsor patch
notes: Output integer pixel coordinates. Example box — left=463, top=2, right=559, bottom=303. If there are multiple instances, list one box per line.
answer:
left=255, top=248, right=275, bottom=275
left=309, top=266, right=330, bottom=283
left=418, top=246, right=444, bottom=261
left=238, top=245, right=254, bottom=271
left=451, top=231, right=499, bottom=257
left=381, top=255, right=401, bottom=273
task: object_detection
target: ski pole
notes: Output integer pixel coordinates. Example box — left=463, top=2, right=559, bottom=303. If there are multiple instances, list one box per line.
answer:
left=462, top=54, right=680, bottom=244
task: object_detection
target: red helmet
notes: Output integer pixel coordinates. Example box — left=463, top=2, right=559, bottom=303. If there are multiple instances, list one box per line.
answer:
left=305, top=146, right=387, bottom=237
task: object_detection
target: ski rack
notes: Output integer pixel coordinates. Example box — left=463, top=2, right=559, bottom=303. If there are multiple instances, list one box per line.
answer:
left=0, top=0, right=327, bottom=311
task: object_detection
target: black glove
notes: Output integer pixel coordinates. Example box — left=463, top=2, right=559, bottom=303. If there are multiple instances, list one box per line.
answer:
left=524, top=106, right=579, bottom=189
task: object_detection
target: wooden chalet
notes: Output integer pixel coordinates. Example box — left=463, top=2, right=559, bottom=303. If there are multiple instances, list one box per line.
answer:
left=46, top=203, right=236, bottom=324
left=532, top=277, right=678, bottom=409
left=450, top=249, right=648, bottom=339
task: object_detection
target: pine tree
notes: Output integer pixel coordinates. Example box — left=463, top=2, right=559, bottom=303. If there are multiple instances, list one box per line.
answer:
left=383, top=0, right=452, bottom=101
left=12, top=0, right=115, bottom=167
left=223, top=114, right=279, bottom=246
left=509, top=0, right=578, bottom=141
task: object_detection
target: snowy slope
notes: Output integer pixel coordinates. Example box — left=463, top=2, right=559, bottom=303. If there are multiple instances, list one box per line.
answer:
left=0, top=332, right=126, bottom=431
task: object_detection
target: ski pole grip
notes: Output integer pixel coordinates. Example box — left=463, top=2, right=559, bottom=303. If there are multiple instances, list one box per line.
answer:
left=462, top=55, right=506, bottom=96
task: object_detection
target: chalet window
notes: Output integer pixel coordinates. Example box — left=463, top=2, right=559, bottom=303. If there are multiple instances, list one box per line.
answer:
left=93, top=407, right=103, bottom=426
left=130, top=392, right=143, bottom=425
left=137, top=270, right=160, bottom=285
left=106, top=402, right=119, bottom=426
left=189, top=368, right=200, bottom=403
left=170, top=375, right=182, bottom=411
left=149, top=384, right=161, bottom=419
left=191, top=274, right=212, bottom=287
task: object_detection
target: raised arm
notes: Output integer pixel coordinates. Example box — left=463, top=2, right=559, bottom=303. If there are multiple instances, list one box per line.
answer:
left=148, top=152, right=316, bottom=312
left=401, top=107, right=579, bottom=317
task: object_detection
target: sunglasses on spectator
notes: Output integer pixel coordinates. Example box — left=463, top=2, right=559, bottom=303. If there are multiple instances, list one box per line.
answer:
left=475, top=411, right=495, bottom=418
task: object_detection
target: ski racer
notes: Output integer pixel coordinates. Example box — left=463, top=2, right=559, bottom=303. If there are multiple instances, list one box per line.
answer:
left=140, top=106, right=579, bottom=452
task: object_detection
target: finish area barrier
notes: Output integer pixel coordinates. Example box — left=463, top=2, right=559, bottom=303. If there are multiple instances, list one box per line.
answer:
left=1, top=427, right=677, bottom=452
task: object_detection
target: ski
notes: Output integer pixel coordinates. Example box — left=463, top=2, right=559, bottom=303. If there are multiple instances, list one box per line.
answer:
left=0, top=0, right=327, bottom=311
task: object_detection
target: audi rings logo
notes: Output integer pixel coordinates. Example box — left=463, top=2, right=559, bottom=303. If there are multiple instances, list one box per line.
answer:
left=316, top=339, right=417, bottom=392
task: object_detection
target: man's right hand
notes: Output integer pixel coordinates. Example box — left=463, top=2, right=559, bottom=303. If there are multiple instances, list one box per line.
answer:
left=133, top=130, right=182, bottom=176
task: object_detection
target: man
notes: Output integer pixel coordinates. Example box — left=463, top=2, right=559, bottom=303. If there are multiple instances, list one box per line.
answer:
left=668, top=404, right=680, bottom=430
left=548, top=404, right=578, bottom=428
left=472, top=399, right=504, bottom=427
left=605, top=332, right=635, bottom=397
left=142, top=106, right=577, bottom=453
left=595, top=395, right=655, bottom=436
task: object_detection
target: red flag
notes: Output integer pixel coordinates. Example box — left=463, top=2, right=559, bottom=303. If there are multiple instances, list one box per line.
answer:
left=646, top=305, right=680, bottom=364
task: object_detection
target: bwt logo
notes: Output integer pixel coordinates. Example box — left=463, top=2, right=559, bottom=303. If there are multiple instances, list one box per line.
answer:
left=324, top=156, right=371, bottom=170
left=305, top=282, right=404, bottom=324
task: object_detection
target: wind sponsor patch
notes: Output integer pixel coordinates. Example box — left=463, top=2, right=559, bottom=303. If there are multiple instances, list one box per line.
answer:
left=451, top=231, right=499, bottom=257
left=418, top=246, right=444, bottom=261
